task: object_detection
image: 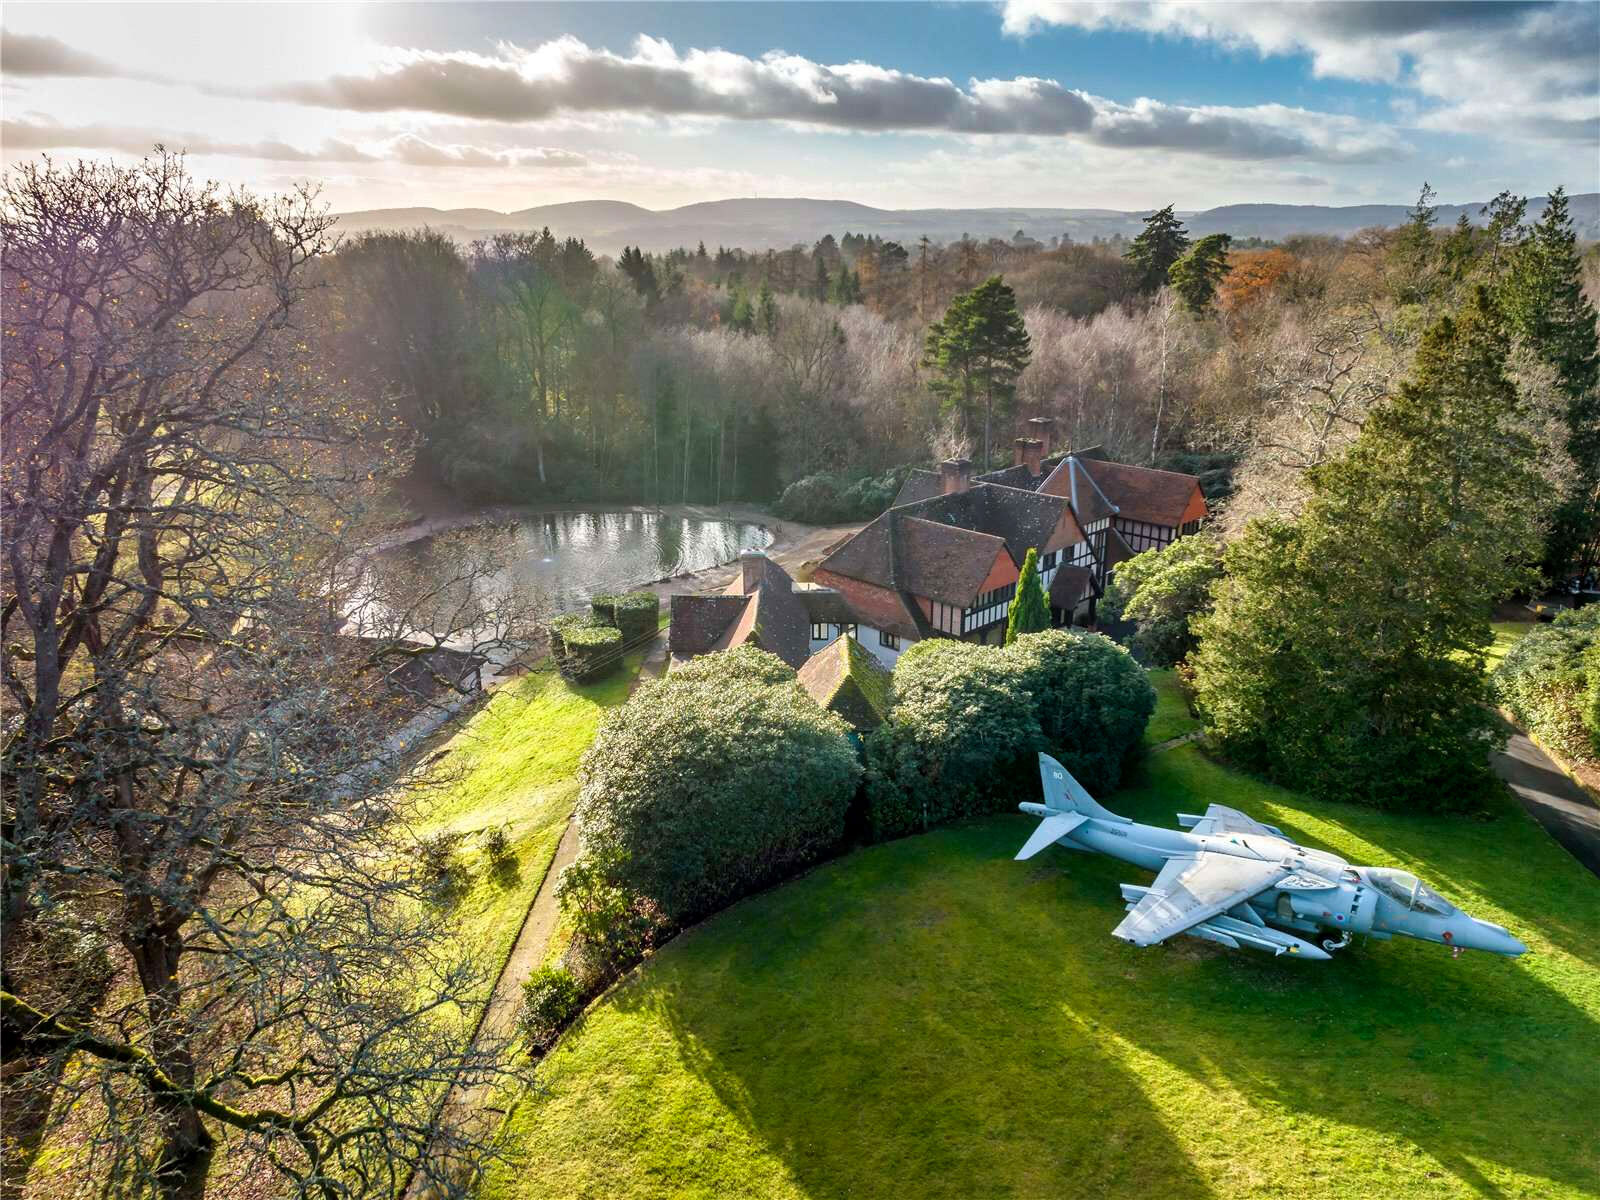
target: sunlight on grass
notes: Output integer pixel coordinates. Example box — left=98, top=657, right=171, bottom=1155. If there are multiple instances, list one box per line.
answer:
left=483, top=744, right=1600, bottom=1200
left=1144, top=668, right=1200, bottom=747
left=411, top=651, right=647, bottom=1011
left=1485, top=619, right=1537, bottom=675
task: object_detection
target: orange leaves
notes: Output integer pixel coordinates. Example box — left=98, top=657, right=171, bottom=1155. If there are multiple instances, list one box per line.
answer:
left=1218, top=249, right=1297, bottom=313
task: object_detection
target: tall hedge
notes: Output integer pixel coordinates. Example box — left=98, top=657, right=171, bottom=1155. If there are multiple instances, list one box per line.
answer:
left=1492, top=607, right=1600, bottom=763
left=861, top=633, right=1153, bottom=841
left=574, top=648, right=859, bottom=923
left=562, top=623, right=623, bottom=682
left=591, top=590, right=660, bottom=643
left=1007, top=629, right=1156, bottom=792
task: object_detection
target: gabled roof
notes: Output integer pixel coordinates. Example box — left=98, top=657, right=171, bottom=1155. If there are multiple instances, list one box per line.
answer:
left=895, top=517, right=1007, bottom=606
left=897, top=484, right=1074, bottom=565
left=796, top=585, right=855, bottom=626
left=669, top=594, right=749, bottom=657
left=891, top=469, right=943, bottom=508
left=973, top=453, right=1066, bottom=493
left=1079, top=460, right=1208, bottom=529
left=1037, top=456, right=1119, bottom=525
left=797, top=636, right=893, bottom=731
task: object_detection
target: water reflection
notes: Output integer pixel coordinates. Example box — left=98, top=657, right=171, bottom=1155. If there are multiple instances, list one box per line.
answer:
left=369, top=511, right=771, bottom=645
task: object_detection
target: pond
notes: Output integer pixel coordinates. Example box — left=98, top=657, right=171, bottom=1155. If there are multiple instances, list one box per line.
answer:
left=363, top=510, right=771, bottom=657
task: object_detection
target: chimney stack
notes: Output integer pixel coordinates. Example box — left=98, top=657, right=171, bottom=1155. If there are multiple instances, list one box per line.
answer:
left=740, top=549, right=768, bottom=594
left=938, top=457, right=972, bottom=495
left=1027, top=416, right=1055, bottom=458
left=1013, top=437, right=1044, bottom=477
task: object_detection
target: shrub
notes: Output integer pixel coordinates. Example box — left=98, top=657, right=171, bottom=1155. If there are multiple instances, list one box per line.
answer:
left=777, top=467, right=910, bottom=524
left=1101, top=532, right=1224, bottom=666
left=482, top=825, right=513, bottom=867
left=573, top=657, right=860, bottom=924
left=860, top=640, right=1045, bottom=841
left=1007, top=630, right=1156, bottom=793
left=419, top=831, right=467, bottom=894
left=518, top=965, right=582, bottom=1052
left=547, top=610, right=599, bottom=656
left=1492, top=607, right=1600, bottom=763
left=669, top=644, right=796, bottom=686
left=608, top=591, right=661, bottom=643
left=560, top=623, right=624, bottom=682
left=555, top=850, right=664, bottom=979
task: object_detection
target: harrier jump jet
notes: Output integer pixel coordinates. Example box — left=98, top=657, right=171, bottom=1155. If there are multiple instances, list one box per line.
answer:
left=1016, top=754, right=1527, bottom=960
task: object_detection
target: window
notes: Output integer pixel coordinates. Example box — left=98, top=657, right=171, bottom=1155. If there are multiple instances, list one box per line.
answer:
left=1041, top=550, right=1058, bottom=570
left=810, top=623, right=827, bottom=641
left=879, top=630, right=900, bottom=650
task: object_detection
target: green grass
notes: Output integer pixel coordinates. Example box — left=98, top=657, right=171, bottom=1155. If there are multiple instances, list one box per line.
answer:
left=482, top=745, right=1600, bottom=1200
left=1486, top=619, right=1538, bottom=675
left=1144, top=667, right=1201, bottom=746
left=410, top=650, right=647, bottom=1008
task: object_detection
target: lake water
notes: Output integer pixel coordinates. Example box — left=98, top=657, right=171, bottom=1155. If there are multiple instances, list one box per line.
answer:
left=366, top=510, right=771, bottom=651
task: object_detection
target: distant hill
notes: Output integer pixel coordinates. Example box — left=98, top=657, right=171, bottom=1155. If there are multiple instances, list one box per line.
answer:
left=333, top=193, right=1600, bottom=254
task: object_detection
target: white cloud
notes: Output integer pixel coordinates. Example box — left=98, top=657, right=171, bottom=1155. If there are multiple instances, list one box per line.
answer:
left=1000, top=1, right=1599, bottom=143
left=253, top=34, right=1406, bottom=162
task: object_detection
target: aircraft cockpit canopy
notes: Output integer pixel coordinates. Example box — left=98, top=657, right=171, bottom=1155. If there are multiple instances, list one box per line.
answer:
left=1365, top=868, right=1456, bottom=915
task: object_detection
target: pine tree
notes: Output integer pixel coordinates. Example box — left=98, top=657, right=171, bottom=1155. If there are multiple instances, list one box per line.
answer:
left=1191, top=287, right=1543, bottom=809
left=922, top=275, right=1032, bottom=467
left=1393, top=181, right=1440, bottom=305
left=1124, top=205, right=1190, bottom=294
left=1005, top=547, right=1051, bottom=645
left=1502, top=187, right=1600, bottom=576
left=814, top=255, right=830, bottom=302
left=757, top=280, right=779, bottom=336
left=1168, top=233, right=1233, bottom=314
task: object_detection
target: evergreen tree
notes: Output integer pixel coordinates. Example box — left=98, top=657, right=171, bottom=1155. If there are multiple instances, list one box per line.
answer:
left=757, top=280, right=779, bottom=336
left=1393, top=181, right=1439, bottom=305
left=922, top=275, right=1033, bottom=467
left=1191, top=288, right=1543, bottom=809
left=729, top=289, right=754, bottom=334
left=1168, top=233, right=1233, bottom=314
left=814, top=254, right=830, bottom=301
left=1124, top=205, right=1190, bottom=293
left=1005, top=548, right=1051, bottom=645
left=1503, top=187, right=1600, bottom=576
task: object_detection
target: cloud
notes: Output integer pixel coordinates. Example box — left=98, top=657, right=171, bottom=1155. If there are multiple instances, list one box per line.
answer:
left=1, top=30, right=127, bottom=78
left=1000, top=1, right=1599, bottom=142
left=254, top=34, right=1405, bottom=162
left=1, top=118, right=586, bottom=171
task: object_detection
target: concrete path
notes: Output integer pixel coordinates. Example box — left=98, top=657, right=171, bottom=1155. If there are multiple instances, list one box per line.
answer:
left=1491, top=727, right=1600, bottom=879
left=406, top=634, right=673, bottom=1198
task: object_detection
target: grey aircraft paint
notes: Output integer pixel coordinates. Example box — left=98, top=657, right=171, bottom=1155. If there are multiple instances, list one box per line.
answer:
left=1016, top=754, right=1528, bottom=961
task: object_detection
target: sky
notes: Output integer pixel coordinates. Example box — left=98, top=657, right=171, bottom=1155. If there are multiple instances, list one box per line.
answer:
left=2, top=1, right=1596, bottom=214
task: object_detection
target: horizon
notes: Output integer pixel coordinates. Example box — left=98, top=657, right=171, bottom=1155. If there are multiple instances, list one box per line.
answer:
left=3, top=1, right=1596, bottom=212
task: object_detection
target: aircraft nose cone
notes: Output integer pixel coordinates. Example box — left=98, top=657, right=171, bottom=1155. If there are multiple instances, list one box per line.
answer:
left=1461, top=918, right=1528, bottom=956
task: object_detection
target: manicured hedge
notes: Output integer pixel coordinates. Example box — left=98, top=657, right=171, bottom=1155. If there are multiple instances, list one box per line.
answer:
left=669, top=643, right=797, bottom=685
left=596, top=590, right=661, bottom=642
left=860, top=631, right=1154, bottom=841
left=1493, top=607, right=1600, bottom=763
left=573, top=648, right=859, bottom=923
left=546, top=611, right=597, bottom=656
left=562, top=623, right=624, bottom=682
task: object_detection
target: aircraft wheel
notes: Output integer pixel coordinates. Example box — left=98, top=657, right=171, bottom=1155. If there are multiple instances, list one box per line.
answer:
left=1320, top=931, right=1352, bottom=953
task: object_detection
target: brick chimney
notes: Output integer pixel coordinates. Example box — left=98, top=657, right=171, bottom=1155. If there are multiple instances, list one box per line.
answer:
left=1027, top=416, right=1055, bottom=457
left=740, top=549, right=769, bottom=594
left=1013, top=437, right=1044, bottom=476
left=938, top=457, right=972, bottom=495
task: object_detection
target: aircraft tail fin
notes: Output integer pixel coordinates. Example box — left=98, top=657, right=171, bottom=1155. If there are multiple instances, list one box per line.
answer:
left=1037, top=753, right=1122, bottom=822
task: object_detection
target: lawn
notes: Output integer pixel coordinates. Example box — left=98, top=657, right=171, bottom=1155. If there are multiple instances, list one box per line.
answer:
left=409, top=649, right=649, bottom=1010
left=482, top=745, right=1600, bottom=1200
left=1486, top=619, right=1538, bottom=675
left=1144, top=667, right=1201, bottom=746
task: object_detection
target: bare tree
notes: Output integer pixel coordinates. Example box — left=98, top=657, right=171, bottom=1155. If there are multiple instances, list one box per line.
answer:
left=2, top=155, right=531, bottom=1200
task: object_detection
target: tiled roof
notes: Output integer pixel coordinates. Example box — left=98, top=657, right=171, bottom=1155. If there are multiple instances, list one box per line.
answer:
left=669, top=594, right=748, bottom=656
left=891, top=469, right=943, bottom=508
left=1079, top=460, right=1207, bottom=528
left=796, top=585, right=855, bottom=625
left=900, top=484, right=1070, bottom=565
left=1049, top=564, right=1095, bottom=610
left=797, top=636, right=893, bottom=730
left=973, top=453, right=1064, bottom=492
left=895, top=517, right=1006, bottom=606
left=1037, top=457, right=1119, bottom=525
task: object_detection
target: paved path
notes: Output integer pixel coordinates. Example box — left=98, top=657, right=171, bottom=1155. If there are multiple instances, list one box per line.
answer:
left=1491, top=727, right=1600, bottom=879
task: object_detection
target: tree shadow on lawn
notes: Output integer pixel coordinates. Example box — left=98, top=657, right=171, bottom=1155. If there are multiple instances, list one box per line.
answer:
left=615, top=815, right=1599, bottom=1200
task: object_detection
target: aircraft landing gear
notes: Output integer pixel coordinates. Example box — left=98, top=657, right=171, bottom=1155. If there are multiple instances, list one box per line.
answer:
left=1320, top=930, right=1353, bottom=954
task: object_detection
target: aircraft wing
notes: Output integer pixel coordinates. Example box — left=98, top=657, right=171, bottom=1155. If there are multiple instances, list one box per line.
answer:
left=1112, top=853, right=1292, bottom=947
left=1184, top=803, right=1286, bottom=839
